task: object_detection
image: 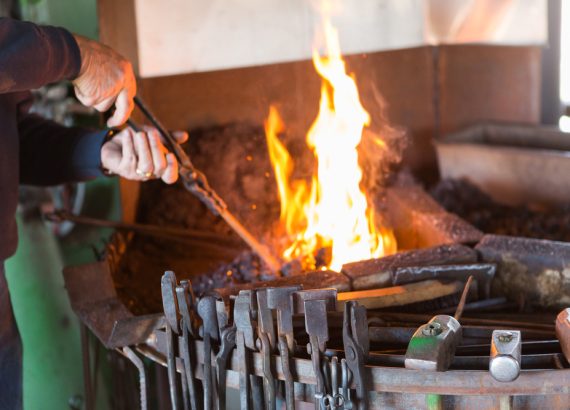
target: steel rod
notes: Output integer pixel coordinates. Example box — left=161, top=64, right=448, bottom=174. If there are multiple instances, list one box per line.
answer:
left=131, top=97, right=281, bottom=272
left=80, top=324, right=95, bottom=410
left=120, top=347, right=148, bottom=410
left=454, top=275, right=473, bottom=321
left=45, top=210, right=242, bottom=247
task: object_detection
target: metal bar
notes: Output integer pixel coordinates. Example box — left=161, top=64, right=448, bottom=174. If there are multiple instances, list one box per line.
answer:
left=150, top=334, right=570, bottom=396
left=132, top=96, right=281, bottom=272
left=220, top=211, right=281, bottom=272
left=434, top=297, right=509, bottom=315
left=166, top=326, right=180, bottom=409
left=336, top=280, right=464, bottom=310
left=81, top=324, right=95, bottom=410
left=45, top=210, right=242, bottom=248
left=454, top=276, right=473, bottom=321
left=120, top=347, right=148, bottom=410
left=371, top=313, right=556, bottom=332
left=133, top=97, right=191, bottom=166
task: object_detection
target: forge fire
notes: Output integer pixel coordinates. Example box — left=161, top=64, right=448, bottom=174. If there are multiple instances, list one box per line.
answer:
left=265, top=15, right=396, bottom=272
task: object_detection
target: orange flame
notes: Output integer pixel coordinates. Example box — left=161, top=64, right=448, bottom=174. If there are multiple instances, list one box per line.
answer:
left=265, top=17, right=396, bottom=271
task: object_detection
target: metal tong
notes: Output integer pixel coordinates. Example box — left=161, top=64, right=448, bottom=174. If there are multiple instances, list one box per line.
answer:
left=266, top=286, right=301, bottom=410
left=130, top=96, right=281, bottom=272
left=342, top=301, right=370, bottom=410
left=197, top=294, right=220, bottom=410
left=214, top=298, right=236, bottom=410
left=293, top=289, right=338, bottom=410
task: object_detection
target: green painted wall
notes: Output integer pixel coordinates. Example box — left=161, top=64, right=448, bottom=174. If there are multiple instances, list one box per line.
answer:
left=5, top=214, right=85, bottom=410
left=6, top=3, right=122, bottom=408
left=20, top=0, right=98, bottom=39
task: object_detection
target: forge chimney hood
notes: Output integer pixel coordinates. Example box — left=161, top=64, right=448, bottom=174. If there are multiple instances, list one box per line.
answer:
left=115, top=0, right=546, bottom=78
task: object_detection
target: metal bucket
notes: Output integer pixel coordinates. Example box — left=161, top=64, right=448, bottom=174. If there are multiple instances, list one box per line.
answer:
left=435, top=123, right=570, bottom=208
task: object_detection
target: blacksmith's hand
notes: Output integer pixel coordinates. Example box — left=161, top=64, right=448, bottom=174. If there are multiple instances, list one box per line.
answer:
left=101, top=127, right=189, bottom=184
left=72, top=34, right=136, bottom=128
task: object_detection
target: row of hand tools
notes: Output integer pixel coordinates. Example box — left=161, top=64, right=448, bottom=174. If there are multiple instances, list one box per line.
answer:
left=142, top=271, right=570, bottom=410
left=157, top=270, right=372, bottom=410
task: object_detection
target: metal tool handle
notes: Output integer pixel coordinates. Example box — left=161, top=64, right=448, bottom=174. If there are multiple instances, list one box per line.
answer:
left=131, top=97, right=226, bottom=214
left=133, top=96, right=193, bottom=169
left=130, top=97, right=281, bottom=272
left=454, top=276, right=474, bottom=321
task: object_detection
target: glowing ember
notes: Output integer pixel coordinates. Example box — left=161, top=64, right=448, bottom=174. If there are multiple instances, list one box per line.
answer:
left=265, top=15, right=396, bottom=271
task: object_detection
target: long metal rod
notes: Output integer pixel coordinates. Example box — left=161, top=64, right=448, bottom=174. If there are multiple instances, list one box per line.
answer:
left=454, top=275, right=474, bottom=321
left=166, top=326, right=180, bottom=410
left=220, top=211, right=281, bottom=272
left=80, top=324, right=95, bottom=410
left=120, top=347, right=148, bottom=410
left=45, top=210, right=242, bottom=248
left=372, top=312, right=556, bottom=332
left=131, top=97, right=281, bottom=272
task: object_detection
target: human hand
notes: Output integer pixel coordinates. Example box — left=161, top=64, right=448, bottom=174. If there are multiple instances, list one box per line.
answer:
left=72, top=34, right=136, bottom=128
left=101, top=127, right=189, bottom=184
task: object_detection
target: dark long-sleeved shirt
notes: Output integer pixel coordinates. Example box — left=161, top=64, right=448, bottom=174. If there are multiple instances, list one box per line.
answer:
left=0, top=18, right=106, bottom=261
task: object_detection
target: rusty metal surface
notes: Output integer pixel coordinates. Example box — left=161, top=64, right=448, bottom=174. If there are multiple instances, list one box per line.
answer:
left=385, top=184, right=484, bottom=250
left=392, top=263, right=496, bottom=298
left=438, top=45, right=541, bottom=137
left=214, top=269, right=351, bottom=299
left=556, top=308, right=570, bottom=362
left=337, top=280, right=465, bottom=310
left=150, top=331, right=570, bottom=396
left=476, top=234, right=570, bottom=308
left=436, top=123, right=570, bottom=208
left=64, top=261, right=163, bottom=348
left=137, top=47, right=437, bottom=178
left=342, top=244, right=477, bottom=290
left=140, top=338, right=570, bottom=409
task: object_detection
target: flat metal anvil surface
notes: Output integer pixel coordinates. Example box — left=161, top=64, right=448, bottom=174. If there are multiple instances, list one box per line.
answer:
left=404, top=315, right=462, bottom=371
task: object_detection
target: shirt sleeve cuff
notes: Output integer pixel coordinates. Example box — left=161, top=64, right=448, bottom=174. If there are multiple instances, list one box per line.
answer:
left=71, top=129, right=108, bottom=179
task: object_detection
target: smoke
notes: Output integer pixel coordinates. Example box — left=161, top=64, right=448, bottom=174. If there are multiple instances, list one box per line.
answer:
left=358, top=83, right=409, bottom=197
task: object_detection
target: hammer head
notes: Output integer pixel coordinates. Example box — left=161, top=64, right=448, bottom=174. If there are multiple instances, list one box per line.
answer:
left=556, top=308, right=570, bottom=362
left=489, top=330, right=521, bottom=382
left=405, top=315, right=462, bottom=371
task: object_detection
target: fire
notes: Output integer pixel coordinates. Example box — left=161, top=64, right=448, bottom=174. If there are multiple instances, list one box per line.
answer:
left=265, top=16, right=396, bottom=271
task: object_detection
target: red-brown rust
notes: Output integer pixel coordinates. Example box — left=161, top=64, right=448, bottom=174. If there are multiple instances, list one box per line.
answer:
left=151, top=333, right=570, bottom=396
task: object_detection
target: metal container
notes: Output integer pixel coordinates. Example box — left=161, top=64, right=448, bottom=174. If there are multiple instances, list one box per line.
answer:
left=435, top=123, right=570, bottom=207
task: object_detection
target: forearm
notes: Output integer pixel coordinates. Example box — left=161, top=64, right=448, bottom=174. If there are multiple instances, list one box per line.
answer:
left=19, top=114, right=106, bottom=186
left=0, top=18, right=81, bottom=93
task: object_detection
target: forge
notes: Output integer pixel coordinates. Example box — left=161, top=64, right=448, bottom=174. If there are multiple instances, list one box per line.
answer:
left=57, top=2, right=570, bottom=409
left=63, top=121, right=570, bottom=409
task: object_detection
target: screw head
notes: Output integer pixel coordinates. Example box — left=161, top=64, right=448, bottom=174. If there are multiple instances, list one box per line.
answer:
left=68, top=394, right=83, bottom=410
left=422, top=322, right=443, bottom=336
left=498, top=333, right=513, bottom=343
